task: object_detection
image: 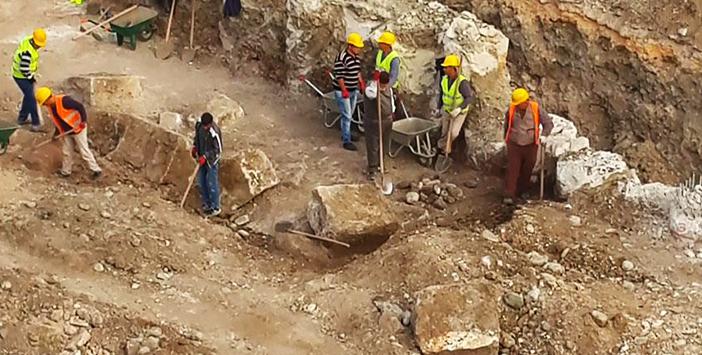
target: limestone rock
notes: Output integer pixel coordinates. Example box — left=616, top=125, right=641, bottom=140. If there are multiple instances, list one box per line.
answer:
left=556, top=150, right=632, bottom=197
left=66, top=74, right=143, bottom=112
left=414, top=282, right=500, bottom=355
left=220, top=149, right=280, bottom=211
left=307, top=184, right=399, bottom=246
left=206, top=93, right=245, bottom=129
left=158, top=112, right=183, bottom=132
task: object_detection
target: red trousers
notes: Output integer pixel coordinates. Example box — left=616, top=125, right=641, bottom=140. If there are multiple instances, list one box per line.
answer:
left=505, top=141, right=538, bottom=198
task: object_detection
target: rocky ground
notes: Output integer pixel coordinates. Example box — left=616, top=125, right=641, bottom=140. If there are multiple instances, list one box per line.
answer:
left=1, top=1, right=702, bottom=355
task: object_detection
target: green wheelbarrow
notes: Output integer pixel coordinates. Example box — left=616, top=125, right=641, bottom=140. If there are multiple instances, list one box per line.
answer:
left=0, top=123, right=20, bottom=155
left=109, top=6, right=159, bottom=50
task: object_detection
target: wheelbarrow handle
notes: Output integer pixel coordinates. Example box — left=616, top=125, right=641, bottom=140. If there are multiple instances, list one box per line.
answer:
left=298, top=75, right=325, bottom=97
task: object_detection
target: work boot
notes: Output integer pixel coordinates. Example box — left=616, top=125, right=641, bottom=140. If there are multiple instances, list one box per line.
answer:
left=343, top=142, right=357, bottom=151
left=367, top=170, right=378, bottom=181
left=56, top=170, right=71, bottom=178
left=17, top=118, right=30, bottom=126
left=209, top=208, right=222, bottom=217
left=91, top=171, right=102, bottom=180
left=502, top=197, right=514, bottom=206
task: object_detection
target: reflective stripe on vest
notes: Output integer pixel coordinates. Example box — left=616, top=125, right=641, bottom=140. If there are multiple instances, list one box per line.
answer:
left=505, top=101, right=541, bottom=145
left=441, top=75, right=468, bottom=113
left=375, top=50, right=400, bottom=88
left=11, top=37, right=38, bottom=79
left=49, top=96, right=82, bottom=135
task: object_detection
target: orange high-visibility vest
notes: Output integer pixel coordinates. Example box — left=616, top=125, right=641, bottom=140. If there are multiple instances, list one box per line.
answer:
left=48, top=95, right=83, bottom=135
left=505, top=101, right=540, bottom=145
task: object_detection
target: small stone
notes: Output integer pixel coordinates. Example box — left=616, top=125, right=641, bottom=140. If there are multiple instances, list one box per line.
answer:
left=405, top=192, right=420, bottom=204
left=544, top=262, right=565, bottom=274
left=138, top=347, right=151, bottom=354
left=569, top=215, right=582, bottom=226
left=541, top=273, right=558, bottom=287
left=1, top=281, right=11, bottom=290
left=504, top=292, right=525, bottom=310
left=304, top=303, right=318, bottom=314
left=100, top=211, right=112, bottom=219
left=78, top=203, right=91, bottom=211
left=622, top=281, right=635, bottom=291
left=105, top=190, right=114, bottom=198
left=64, top=324, right=79, bottom=336
left=526, top=224, right=535, bottom=234
left=527, top=251, right=548, bottom=266
left=237, top=229, right=250, bottom=238
left=432, top=198, right=448, bottom=210
left=501, top=333, right=516, bottom=348
left=541, top=321, right=552, bottom=331
left=23, top=201, right=37, bottom=209
left=156, top=272, right=172, bottom=281
left=66, top=329, right=91, bottom=350
left=591, top=310, right=609, bottom=327
left=93, top=263, right=105, bottom=272
left=684, top=250, right=696, bottom=258
left=142, top=202, right=152, bottom=208
left=697, top=252, right=702, bottom=259
left=49, top=309, right=64, bottom=322
left=400, top=310, right=411, bottom=327
left=147, top=327, right=163, bottom=338
left=678, top=27, right=688, bottom=37
left=234, top=215, right=250, bottom=226
left=446, top=185, right=464, bottom=198
left=480, top=255, right=493, bottom=269
left=526, top=287, right=541, bottom=302
left=481, top=229, right=499, bottom=242
left=143, top=336, right=160, bottom=350
left=464, top=179, right=479, bottom=188
left=622, top=260, right=634, bottom=271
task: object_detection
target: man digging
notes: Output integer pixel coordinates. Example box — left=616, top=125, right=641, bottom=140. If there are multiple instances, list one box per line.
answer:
left=35, top=87, right=102, bottom=180
left=363, top=71, right=393, bottom=181
left=191, top=113, right=223, bottom=217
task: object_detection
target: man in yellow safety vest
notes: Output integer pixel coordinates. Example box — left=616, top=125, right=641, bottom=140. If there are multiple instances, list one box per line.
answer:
left=375, top=31, right=403, bottom=118
left=11, top=28, right=46, bottom=132
left=433, top=54, right=475, bottom=156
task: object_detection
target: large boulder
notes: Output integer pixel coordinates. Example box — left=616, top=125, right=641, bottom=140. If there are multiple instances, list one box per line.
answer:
left=414, top=282, right=501, bottom=355
left=206, top=93, right=246, bottom=130
left=66, top=74, right=143, bottom=112
left=556, top=150, right=632, bottom=198
left=307, top=184, right=399, bottom=246
left=220, top=149, right=280, bottom=211
left=669, top=186, right=702, bottom=241
left=544, top=115, right=590, bottom=159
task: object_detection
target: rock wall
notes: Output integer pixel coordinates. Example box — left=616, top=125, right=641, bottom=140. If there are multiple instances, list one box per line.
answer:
left=441, top=0, right=702, bottom=184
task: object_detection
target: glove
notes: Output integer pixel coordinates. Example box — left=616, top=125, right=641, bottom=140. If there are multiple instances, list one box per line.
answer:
left=431, top=108, right=442, bottom=118
left=198, top=156, right=207, bottom=166
left=77, top=122, right=87, bottom=131
left=341, top=88, right=350, bottom=99
left=191, top=147, right=197, bottom=159
left=359, top=78, right=367, bottom=92
left=372, top=70, right=381, bottom=82
left=450, top=107, right=462, bottom=118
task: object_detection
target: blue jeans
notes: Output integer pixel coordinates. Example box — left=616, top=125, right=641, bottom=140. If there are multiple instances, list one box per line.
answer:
left=334, top=90, right=358, bottom=144
left=197, top=162, right=221, bottom=211
left=14, top=77, right=40, bottom=126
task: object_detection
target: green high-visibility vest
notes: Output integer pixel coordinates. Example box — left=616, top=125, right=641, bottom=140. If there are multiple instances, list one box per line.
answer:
left=375, top=50, right=400, bottom=88
left=12, top=37, right=39, bottom=80
left=441, top=75, right=469, bottom=113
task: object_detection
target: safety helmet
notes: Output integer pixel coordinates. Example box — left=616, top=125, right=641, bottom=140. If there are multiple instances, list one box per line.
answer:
left=35, top=87, right=52, bottom=105
left=511, top=88, right=530, bottom=105
left=378, top=32, right=396, bottom=46
left=33, top=28, right=47, bottom=48
left=441, top=54, right=461, bottom=67
left=347, top=33, right=365, bottom=48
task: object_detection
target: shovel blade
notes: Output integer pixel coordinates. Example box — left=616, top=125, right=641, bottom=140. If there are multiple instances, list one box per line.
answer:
left=181, top=48, right=196, bottom=62
left=155, top=41, right=175, bottom=60
left=434, top=155, right=452, bottom=173
left=381, top=181, right=394, bottom=196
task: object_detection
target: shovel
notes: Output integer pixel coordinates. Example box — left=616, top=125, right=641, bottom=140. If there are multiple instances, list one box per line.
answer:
left=376, top=77, right=394, bottom=196
left=181, top=0, right=196, bottom=62
left=180, top=162, right=200, bottom=208
left=539, top=143, right=545, bottom=200
left=155, top=0, right=177, bottom=60
left=434, top=115, right=454, bottom=173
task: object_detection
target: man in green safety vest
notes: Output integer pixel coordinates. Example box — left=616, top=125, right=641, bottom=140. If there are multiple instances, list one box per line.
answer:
left=432, top=54, right=475, bottom=156
left=375, top=31, right=404, bottom=118
left=12, top=28, right=47, bottom=132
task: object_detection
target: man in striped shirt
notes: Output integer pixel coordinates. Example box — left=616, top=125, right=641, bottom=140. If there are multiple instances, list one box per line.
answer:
left=11, top=29, right=46, bottom=132
left=333, top=33, right=366, bottom=151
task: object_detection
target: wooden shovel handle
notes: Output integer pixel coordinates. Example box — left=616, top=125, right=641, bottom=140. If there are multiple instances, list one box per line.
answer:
left=165, top=0, right=177, bottom=43
left=73, top=5, right=139, bottom=40
left=180, top=162, right=200, bottom=208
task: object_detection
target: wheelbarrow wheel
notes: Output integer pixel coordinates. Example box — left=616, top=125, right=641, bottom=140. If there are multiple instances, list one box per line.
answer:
left=137, top=25, right=155, bottom=42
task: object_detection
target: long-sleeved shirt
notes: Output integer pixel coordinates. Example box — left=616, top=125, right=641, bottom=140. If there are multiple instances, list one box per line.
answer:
left=503, top=102, right=553, bottom=146
left=332, top=49, right=362, bottom=91
left=51, top=96, right=87, bottom=135
left=437, top=78, right=475, bottom=110
left=193, top=122, right=223, bottom=165
left=376, top=50, right=400, bottom=87
left=17, top=50, right=35, bottom=79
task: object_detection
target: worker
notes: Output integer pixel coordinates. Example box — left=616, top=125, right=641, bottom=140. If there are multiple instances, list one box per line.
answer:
left=375, top=31, right=401, bottom=117
left=433, top=54, right=475, bottom=157
left=333, top=32, right=366, bottom=151
left=191, top=112, right=223, bottom=217
left=35, top=87, right=103, bottom=179
left=502, top=88, right=553, bottom=205
left=364, top=71, right=394, bottom=180
left=12, top=28, right=47, bottom=132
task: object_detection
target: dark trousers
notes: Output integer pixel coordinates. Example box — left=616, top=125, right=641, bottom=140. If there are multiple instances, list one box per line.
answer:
left=14, top=77, right=39, bottom=126
left=505, top=141, right=538, bottom=198
left=365, top=116, right=393, bottom=171
left=197, top=162, right=221, bottom=211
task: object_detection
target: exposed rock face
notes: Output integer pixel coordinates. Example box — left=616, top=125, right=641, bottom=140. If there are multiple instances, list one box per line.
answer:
left=220, top=149, right=281, bottom=211
left=442, top=0, right=702, bottom=183
left=206, top=94, right=246, bottom=130
left=307, top=184, right=399, bottom=246
left=158, top=112, right=183, bottom=132
left=66, top=74, right=143, bottom=112
left=556, top=150, right=632, bottom=198
left=414, top=282, right=500, bottom=355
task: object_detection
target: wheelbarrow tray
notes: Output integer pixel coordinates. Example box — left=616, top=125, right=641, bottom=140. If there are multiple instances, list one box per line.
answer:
left=320, top=91, right=365, bottom=131
left=110, top=7, right=158, bottom=50
left=0, top=121, right=21, bottom=155
left=391, top=117, right=438, bottom=146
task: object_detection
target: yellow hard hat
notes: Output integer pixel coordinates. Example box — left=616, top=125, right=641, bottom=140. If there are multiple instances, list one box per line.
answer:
left=35, top=87, right=52, bottom=105
left=33, top=28, right=47, bottom=48
left=347, top=33, right=364, bottom=48
left=378, top=32, right=396, bottom=45
left=511, top=88, right=530, bottom=105
left=442, top=54, right=461, bottom=67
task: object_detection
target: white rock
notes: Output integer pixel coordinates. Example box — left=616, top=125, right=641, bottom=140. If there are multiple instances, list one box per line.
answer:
left=480, top=255, right=493, bottom=269
left=0, top=281, right=11, bottom=290
left=622, top=260, right=634, bottom=271
left=220, top=150, right=280, bottom=211
left=684, top=249, right=696, bottom=258
left=234, top=215, right=250, bottom=226
left=540, top=273, right=558, bottom=287
left=544, top=262, right=565, bottom=274
left=678, top=27, right=688, bottom=37
left=526, top=287, right=541, bottom=302
left=206, top=93, right=245, bottom=129
left=304, top=303, right=318, bottom=315
left=526, top=224, right=535, bottom=234
left=405, top=191, right=420, bottom=204
left=527, top=251, right=548, bottom=266
left=93, top=263, right=105, bottom=273
left=481, top=229, right=499, bottom=242
left=556, top=150, right=632, bottom=197
left=569, top=215, right=582, bottom=227
left=591, top=310, right=609, bottom=327
left=66, top=74, right=143, bottom=112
